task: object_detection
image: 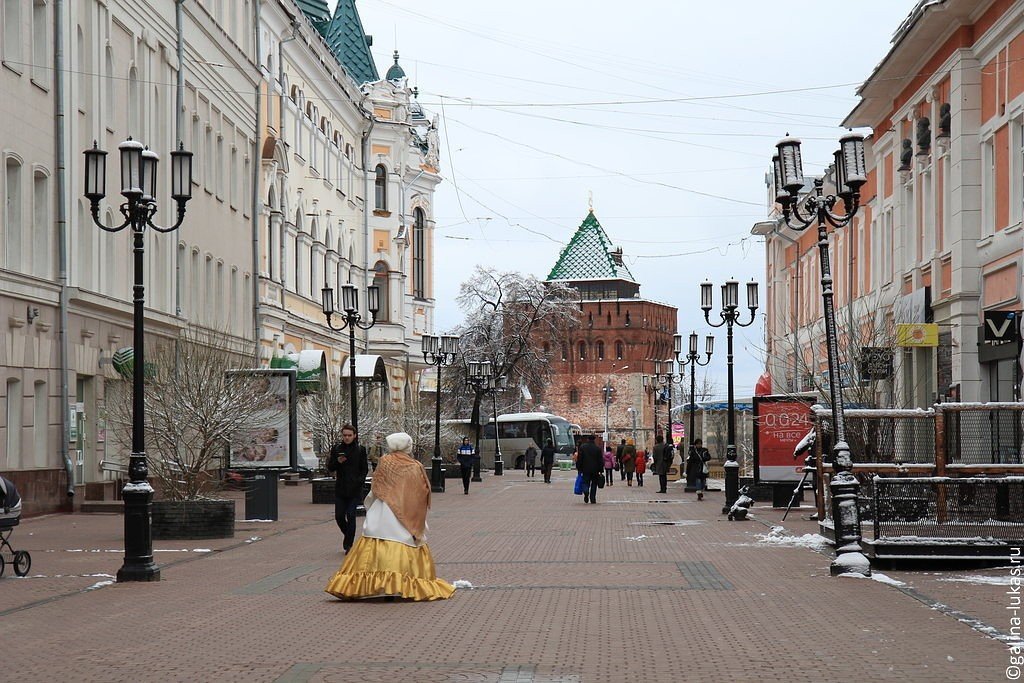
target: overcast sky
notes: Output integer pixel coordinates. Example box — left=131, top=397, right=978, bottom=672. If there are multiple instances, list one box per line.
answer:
left=346, top=0, right=918, bottom=399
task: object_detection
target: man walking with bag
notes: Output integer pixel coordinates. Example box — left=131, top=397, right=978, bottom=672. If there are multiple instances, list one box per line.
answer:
left=576, top=434, right=604, bottom=504
left=327, top=424, right=369, bottom=553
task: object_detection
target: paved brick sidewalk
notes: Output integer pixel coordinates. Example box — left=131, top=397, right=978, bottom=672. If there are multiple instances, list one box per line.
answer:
left=0, top=470, right=1017, bottom=682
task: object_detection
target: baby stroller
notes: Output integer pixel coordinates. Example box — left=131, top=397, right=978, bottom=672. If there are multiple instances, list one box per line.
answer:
left=0, top=475, right=32, bottom=577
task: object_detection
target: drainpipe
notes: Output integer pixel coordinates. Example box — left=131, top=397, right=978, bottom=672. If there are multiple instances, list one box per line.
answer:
left=277, top=19, right=299, bottom=291
left=54, top=0, right=73, bottom=499
left=174, top=0, right=184, bottom=318
left=251, top=0, right=262, bottom=358
left=360, top=105, right=375, bottom=350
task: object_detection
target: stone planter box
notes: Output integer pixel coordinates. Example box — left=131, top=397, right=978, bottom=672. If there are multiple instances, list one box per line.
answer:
left=312, top=478, right=334, bottom=504
left=151, top=499, right=235, bottom=540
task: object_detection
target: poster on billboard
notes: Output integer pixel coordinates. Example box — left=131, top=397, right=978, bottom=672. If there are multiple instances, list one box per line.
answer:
left=752, top=395, right=815, bottom=483
left=227, top=369, right=298, bottom=469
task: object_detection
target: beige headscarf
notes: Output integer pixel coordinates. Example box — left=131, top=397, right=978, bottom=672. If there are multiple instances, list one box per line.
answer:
left=371, top=432, right=430, bottom=541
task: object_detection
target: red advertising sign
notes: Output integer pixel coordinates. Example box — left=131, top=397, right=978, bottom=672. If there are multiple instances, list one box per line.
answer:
left=753, top=396, right=815, bottom=483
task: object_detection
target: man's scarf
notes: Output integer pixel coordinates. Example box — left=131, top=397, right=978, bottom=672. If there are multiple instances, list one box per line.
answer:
left=371, top=451, right=430, bottom=541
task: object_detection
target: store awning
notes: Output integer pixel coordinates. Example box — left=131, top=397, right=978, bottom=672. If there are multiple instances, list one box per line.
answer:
left=270, top=350, right=326, bottom=392
left=754, top=372, right=773, bottom=396
left=340, top=354, right=388, bottom=383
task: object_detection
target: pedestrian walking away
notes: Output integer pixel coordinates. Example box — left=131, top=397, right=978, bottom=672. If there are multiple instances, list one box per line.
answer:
left=652, top=434, right=672, bottom=494
left=603, top=445, right=615, bottom=486
left=635, top=443, right=647, bottom=488
left=616, top=439, right=627, bottom=480
left=326, top=424, right=369, bottom=554
left=687, top=438, right=712, bottom=501
left=576, top=434, right=604, bottom=503
left=456, top=437, right=476, bottom=494
left=621, top=439, right=636, bottom=486
left=540, top=439, right=556, bottom=483
left=525, top=443, right=538, bottom=478
left=325, top=432, right=455, bottom=601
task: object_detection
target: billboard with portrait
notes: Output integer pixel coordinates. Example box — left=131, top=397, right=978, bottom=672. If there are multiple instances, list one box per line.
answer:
left=228, top=369, right=297, bottom=469
left=752, top=395, right=815, bottom=483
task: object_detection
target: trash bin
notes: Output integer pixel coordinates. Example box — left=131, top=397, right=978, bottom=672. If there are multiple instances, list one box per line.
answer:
left=244, top=470, right=279, bottom=521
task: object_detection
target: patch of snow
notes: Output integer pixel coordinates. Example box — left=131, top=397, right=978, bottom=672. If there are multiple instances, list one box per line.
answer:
left=121, top=481, right=154, bottom=494
left=939, top=574, right=1014, bottom=586
left=869, top=571, right=905, bottom=586
left=623, top=535, right=658, bottom=541
left=245, top=536, right=261, bottom=543
left=241, top=519, right=276, bottom=523
left=832, top=552, right=871, bottom=575
left=452, top=579, right=474, bottom=589
left=755, top=526, right=829, bottom=551
left=84, top=580, right=115, bottom=591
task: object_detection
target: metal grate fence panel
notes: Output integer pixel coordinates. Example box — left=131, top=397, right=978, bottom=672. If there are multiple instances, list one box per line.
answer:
left=944, top=407, right=1024, bottom=465
left=817, top=411, right=935, bottom=465
left=872, top=476, right=1024, bottom=540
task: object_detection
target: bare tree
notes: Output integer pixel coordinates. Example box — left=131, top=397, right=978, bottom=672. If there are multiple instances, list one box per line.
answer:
left=107, top=328, right=276, bottom=501
left=451, top=267, right=580, bottom=437
left=762, top=293, right=930, bottom=409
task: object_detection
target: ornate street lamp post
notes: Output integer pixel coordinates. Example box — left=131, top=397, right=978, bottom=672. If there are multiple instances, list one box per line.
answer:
left=487, top=374, right=507, bottom=475
left=679, top=332, right=714, bottom=489
left=772, top=132, right=870, bottom=576
left=654, top=354, right=685, bottom=445
left=701, top=278, right=758, bottom=515
left=321, top=282, right=380, bottom=434
left=464, top=360, right=494, bottom=482
left=84, top=138, right=194, bottom=582
left=642, top=373, right=659, bottom=445
left=601, top=380, right=615, bottom=447
left=422, top=334, right=460, bottom=492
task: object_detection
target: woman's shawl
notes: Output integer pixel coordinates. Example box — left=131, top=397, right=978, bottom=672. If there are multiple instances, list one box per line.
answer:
left=370, top=451, right=430, bottom=541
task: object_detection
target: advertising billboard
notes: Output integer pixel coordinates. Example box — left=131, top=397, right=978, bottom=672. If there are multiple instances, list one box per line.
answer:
left=228, top=369, right=298, bottom=469
left=752, top=395, right=815, bottom=483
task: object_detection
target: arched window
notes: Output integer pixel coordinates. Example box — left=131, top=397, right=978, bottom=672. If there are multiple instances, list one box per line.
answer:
left=625, top=311, right=631, bottom=327
left=413, top=207, right=425, bottom=298
left=309, top=219, right=319, bottom=296
left=560, top=343, right=567, bottom=362
left=374, top=164, right=387, bottom=210
left=569, top=388, right=579, bottom=405
left=606, top=312, right=612, bottom=326
left=615, top=341, right=624, bottom=360
left=596, top=340, right=605, bottom=360
left=372, top=260, right=389, bottom=322
left=578, top=341, right=587, bottom=361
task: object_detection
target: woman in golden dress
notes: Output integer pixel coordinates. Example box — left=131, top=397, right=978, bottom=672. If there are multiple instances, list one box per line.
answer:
left=325, top=432, right=454, bottom=601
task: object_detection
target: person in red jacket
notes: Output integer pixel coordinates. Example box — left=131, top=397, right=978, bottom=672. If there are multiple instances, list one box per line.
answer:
left=635, top=444, right=648, bottom=487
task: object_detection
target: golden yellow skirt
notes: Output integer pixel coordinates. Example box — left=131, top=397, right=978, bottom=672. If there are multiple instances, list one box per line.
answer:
left=324, top=536, right=455, bottom=601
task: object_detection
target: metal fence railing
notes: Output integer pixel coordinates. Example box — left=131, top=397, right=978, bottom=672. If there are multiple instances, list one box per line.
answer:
left=942, top=403, right=1024, bottom=465
left=872, top=476, right=1024, bottom=541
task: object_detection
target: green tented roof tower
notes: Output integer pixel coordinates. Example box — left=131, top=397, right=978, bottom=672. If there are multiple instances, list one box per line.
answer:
left=301, top=0, right=380, bottom=85
left=546, top=210, right=636, bottom=284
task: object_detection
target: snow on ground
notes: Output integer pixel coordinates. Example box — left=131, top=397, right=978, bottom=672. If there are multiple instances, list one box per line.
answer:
left=452, top=580, right=474, bottom=589
left=623, top=534, right=659, bottom=541
left=939, top=574, right=1015, bottom=586
left=755, top=526, right=830, bottom=551
left=838, top=571, right=906, bottom=586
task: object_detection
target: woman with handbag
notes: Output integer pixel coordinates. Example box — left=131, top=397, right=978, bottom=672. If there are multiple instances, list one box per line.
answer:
left=687, top=439, right=712, bottom=501
left=621, top=440, right=636, bottom=486
left=634, top=445, right=647, bottom=488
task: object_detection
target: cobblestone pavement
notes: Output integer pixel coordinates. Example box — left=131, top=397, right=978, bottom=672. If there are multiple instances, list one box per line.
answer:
left=0, top=471, right=1017, bottom=682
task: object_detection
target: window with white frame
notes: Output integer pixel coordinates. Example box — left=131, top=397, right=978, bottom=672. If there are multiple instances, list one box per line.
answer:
left=33, top=170, right=49, bottom=277
left=5, top=156, right=22, bottom=269
left=3, top=0, right=22, bottom=64
left=1012, top=116, right=1024, bottom=227
left=922, top=169, right=934, bottom=258
left=31, top=1, right=47, bottom=83
left=882, top=209, right=893, bottom=285
left=982, top=137, right=995, bottom=237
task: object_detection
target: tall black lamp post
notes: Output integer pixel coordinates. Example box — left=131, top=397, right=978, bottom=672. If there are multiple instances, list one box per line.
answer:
left=773, top=131, right=870, bottom=575
left=84, top=137, right=194, bottom=582
left=679, top=332, right=714, bottom=489
left=654, top=353, right=685, bottom=444
left=701, top=278, right=758, bottom=515
left=642, top=373, right=659, bottom=444
left=321, top=282, right=380, bottom=434
left=422, top=334, right=460, bottom=492
left=487, top=373, right=507, bottom=474
left=465, top=360, right=493, bottom=481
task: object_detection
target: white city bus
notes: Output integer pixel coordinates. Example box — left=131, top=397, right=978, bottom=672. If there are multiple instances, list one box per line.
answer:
left=479, top=412, right=577, bottom=469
